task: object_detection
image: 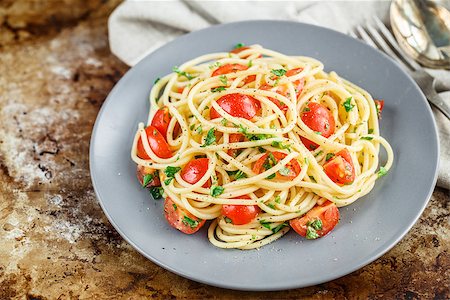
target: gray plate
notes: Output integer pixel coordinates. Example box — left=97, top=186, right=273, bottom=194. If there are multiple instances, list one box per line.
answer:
left=90, top=21, right=439, bottom=291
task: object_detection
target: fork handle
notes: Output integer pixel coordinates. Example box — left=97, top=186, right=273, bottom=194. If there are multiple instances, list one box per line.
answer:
left=428, top=93, right=450, bottom=120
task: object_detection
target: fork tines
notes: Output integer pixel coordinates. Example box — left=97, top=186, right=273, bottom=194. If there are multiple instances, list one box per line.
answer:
left=350, top=17, right=421, bottom=74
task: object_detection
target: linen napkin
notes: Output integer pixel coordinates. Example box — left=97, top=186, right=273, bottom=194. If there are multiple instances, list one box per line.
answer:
left=108, top=0, right=450, bottom=189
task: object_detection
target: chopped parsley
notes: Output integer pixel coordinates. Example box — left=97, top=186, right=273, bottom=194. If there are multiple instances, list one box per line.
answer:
left=271, top=140, right=290, bottom=150
left=172, top=203, right=177, bottom=210
left=211, top=86, right=226, bottom=92
left=149, top=186, right=164, bottom=199
left=224, top=217, right=233, bottom=223
left=210, top=185, right=224, bottom=197
left=209, top=61, right=221, bottom=69
left=164, top=166, right=181, bottom=185
left=271, top=222, right=288, bottom=234
left=343, top=97, right=355, bottom=112
left=201, top=128, right=216, bottom=147
left=267, top=203, right=276, bottom=209
left=308, top=219, right=323, bottom=230
left=238, top=124, right=271, bottom=141
left=154, top=77, right=160, bottom=84
left=257, top=146, right=267, bottom=153
left=259, top=220, right=272, bottom=230
left=306, top=227, right=320, bottom=239
left=377, top=166, right=388, bottom=178
left=326, top=153, right=335, bottom=161
left=234, top=43, right=245, bottom=49
left=196, top=125, right=203, bottom=134
left=142, top=173, right=154, bottom=187
left=221, top=118, right=228, bottom=126
left=303, top=106, right=311, bottom=112
left=309, top=175, right=317, bottom=183
left=173, top=66, right=195, bottom=80
left=275, top=196, right=281, bottom=203
left=164, top=166, right=181, bottom=178
left=234, top=170, right=247, bottom=180
left=247, top=60, right=253, bottom=67
left=182, top=216, right=200, bottom=229
left=368, top=128, right=374, bottom=134
left=361, top=136, right=373, bottom=140
left=315, top=131, right=322, bottom=135
left=271, top=69, right=287, bottom=77
left=189, top=124, right=195, bottom=130
left=219, top=75, right=228, bottom=85
left=266, top=173, right=276, bottom=180
left=314, top=150, right=323, bottom=157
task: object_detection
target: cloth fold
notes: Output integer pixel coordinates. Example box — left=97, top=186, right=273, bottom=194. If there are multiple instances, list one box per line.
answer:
left=108, top=0, right=450, bottom=189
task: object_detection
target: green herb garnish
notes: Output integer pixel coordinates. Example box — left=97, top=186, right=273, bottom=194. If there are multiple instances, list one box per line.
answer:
left=278, top=167, right=291, bottom=177
left=154, top=77, right=160, bottom=84
left=368, top=128, right=374, bottom=134
left=225, top=217, right=232, bottom=223
left=247, top=60, right=253, bottom=67
left=201, top=128, right=216, bottom=147
left=308, top=219, right=323, bottom=230
left=314, top=150, right=323, bottom=157
left=271, top=222, right=288, bottom=234
left=164, top=166, right=181, bottom=178
left=361, top=136, right=373, bottom=140
left=142, top=173, right=154, bottom=187
left=260, top=220, right=272, bottom=230
left=343, top=97, right=355, bottom=112
left=306, top=227, right=320, bottom=239
left=149, top=186, right=164, bottom=199
left=377, top=166, right=388, bottom=178
left=219, top=75, right=228, bottom=85
left=326, top=153, right=335, bottom=161
left=182, top=216, right=200, bottom=229
left=173, top=66, right=194, bottom=80
left=271, top=69, right=287, bottom=77
left=210, top=186, right=224, bottom=197
left=211, top=86, right=226, bottom=92
left=234, top=43, right=245, bottom=49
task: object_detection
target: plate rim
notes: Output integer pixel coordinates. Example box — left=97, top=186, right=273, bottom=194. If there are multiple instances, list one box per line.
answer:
left=89, top=20, right=440, bottom=291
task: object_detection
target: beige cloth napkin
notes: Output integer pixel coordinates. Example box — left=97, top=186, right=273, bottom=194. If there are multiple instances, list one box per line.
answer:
left=108, top=0, right=450, bottom=189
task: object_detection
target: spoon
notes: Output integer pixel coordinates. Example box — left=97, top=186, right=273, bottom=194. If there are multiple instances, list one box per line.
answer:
left=390, top=0, right=450, bottom=69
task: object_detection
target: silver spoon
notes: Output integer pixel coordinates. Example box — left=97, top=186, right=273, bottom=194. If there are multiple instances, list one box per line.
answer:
left=390, top=0, right=450, bottom=69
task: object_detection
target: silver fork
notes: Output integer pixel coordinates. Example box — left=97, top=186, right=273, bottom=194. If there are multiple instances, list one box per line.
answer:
left=350, top=17, right=450, bottom=120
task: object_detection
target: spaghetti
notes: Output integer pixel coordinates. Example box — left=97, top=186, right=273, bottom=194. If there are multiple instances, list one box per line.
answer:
left=131, top=44, right=394, bottom=250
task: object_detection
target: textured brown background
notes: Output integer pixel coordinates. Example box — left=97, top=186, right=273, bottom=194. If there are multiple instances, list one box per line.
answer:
left=0, top=1, right=449, bottom=299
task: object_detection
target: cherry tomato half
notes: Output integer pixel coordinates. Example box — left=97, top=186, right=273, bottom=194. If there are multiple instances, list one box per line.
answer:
left=374, top=100, right=384, bottom=119
left=180, top=158, right=211, bottom=188
left=210, top=93, right=261, bottom=120
left=252, top=151, right=301, bottom=180
left=285, top=68, right=305, bottom=97
left=227, top=133, right=244, bottom=157
left=323, top=149, right=355, bottom=185
left=151, top=107, right=171, bottom=138
left=300, top=102, right=335, bottom=151
left=164, top=197, right=205, bottom=234
left=222, top=195, right=260, bottom=225
left=137, top=126, right=172, bottom=159
left=136, top=165, right=161, bottom=187
left=290, top=200, right=340, bottom=239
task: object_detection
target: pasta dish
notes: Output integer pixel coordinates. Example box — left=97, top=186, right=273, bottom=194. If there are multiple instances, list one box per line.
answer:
left=131, top=44, right=393, bottom=249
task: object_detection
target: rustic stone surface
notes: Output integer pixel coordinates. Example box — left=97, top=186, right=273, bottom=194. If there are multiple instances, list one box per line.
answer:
left=0, top=1, right=449, bottom=299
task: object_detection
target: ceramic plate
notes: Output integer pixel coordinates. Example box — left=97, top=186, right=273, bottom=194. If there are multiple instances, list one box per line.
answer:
left=90, top=21, right=439, bottom=291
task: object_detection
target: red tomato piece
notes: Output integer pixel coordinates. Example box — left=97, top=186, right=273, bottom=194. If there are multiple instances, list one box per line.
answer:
left=323, top=149, right=355, bottom=185
left=164, top=197, right=205, bottom=234
left=300, top=102, right=336, bottom=151
left=229, top=46, right=262, bottom=58
left=212, top=64, right=248, bottom=77
left=285, top=68, right=305, bottom=97
left=136, top=165, right=161, bottom=187
left=180, top=158, right=211, bottom=188
left=227, top=133, right=244, bottom=157
left=289, top=200, right=340, bottom=239
left=260, top=84, right=288, bottom=113
left=374, top=100, right=384, bottom=119
left=252, top=151, right=301, bottom=180
left=137, top=126, right=172, bottom=159
left=222, top=195, right=260, bottom=225
left=151, top=107, right=171, bottom=138
left=210, top=93, right=261, bottom=120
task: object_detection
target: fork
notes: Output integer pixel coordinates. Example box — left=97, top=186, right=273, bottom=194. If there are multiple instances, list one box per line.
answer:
left=350, top=17, right=450, bottom=120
